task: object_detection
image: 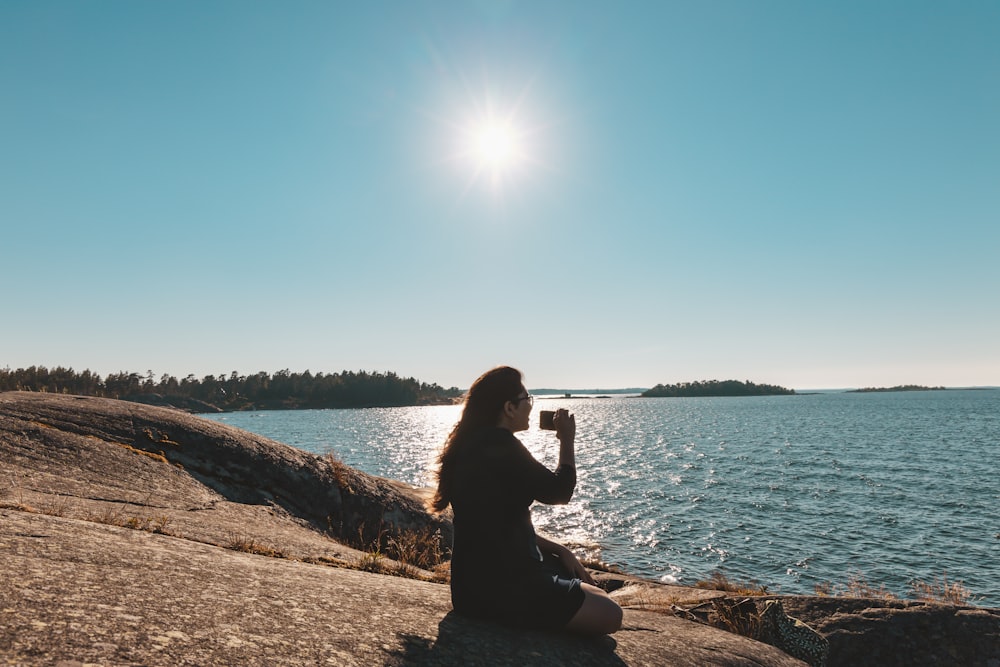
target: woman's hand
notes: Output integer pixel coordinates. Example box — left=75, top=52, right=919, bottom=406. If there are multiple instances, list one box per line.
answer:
left=557, top=546, right=597, bottom=586
left=553, top=408, right=576, bottom=468
left=553, top=408, right=575, bottom=444
left=537, top=534, right=596, bottom=585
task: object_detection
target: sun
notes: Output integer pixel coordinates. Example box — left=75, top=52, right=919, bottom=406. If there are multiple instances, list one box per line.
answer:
left=471, top=121, right=520, bottom=170
left=433, top=80, right=547, bottom=197
left=455, top=111, right=533, bottom=190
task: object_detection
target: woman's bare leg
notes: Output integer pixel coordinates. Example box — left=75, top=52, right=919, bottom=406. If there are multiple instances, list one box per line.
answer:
left=565, top=583, right=623, bottom=634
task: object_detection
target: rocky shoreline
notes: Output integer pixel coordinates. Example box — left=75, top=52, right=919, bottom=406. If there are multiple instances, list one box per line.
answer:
left=2, top=392, right=998, bottom=666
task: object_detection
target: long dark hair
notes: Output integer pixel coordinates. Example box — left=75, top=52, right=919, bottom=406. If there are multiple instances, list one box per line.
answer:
left=430, top=365, right=524, bottom=513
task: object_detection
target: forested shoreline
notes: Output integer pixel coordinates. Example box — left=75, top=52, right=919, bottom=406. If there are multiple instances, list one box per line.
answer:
left=0, top=366, right=462, bottom=411
left=641, top=379, right=795, bottom=398
left=849, top=384, right=947, bottom=393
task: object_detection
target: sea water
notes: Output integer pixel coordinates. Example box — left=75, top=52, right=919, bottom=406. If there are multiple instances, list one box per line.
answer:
left=201, top=389, right=1000, bottom=606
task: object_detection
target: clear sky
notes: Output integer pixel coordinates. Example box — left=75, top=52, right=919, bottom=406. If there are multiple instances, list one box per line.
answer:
left=3, top=1, right=998, bottom=390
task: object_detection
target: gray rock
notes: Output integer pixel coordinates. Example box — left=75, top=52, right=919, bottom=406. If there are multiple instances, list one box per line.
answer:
left=0, top=391, right=451, bottom=562
left=777, top=596, right=1000, bottom=666
left=2, top=510, right=808, bottom=666
left=5, top=391, right=995, bottom=665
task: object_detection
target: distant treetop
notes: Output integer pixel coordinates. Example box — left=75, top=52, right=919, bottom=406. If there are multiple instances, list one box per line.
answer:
left=0, top=365, right=462, bottom=411
left=849, top=385, right=946, bottom=393
left=641, top=380, right=795, bottom=398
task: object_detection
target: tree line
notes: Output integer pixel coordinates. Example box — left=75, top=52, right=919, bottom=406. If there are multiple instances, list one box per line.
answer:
left=850, top=385, right=946, bottom=393
left=642, top=379, right=795, bottom=398
left=0, top=366, right=463, bottom=411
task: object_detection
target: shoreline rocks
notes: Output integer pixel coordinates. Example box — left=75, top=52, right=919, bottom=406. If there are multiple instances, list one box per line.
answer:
left=2, top=391, right=998, bottom=666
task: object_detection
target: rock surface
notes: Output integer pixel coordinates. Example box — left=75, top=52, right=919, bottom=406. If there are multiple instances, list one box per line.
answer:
left=2, top=392, right=998, bottom=666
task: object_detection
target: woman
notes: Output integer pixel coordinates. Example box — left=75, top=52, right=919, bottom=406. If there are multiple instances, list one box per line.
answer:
left=432, top=366, right=622, bottom=634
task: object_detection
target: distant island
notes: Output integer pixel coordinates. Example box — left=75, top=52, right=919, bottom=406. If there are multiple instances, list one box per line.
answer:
left=849, top=385, right=947, bottom=393
left=0, top=366, right=462, bottom=412
left=641, top=380, right=795, bottom=398
left=532, top=388, right=648, bottom=396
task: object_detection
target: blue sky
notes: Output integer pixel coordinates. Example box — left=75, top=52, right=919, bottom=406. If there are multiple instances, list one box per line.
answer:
left=3, top=1, right=998, bottom=390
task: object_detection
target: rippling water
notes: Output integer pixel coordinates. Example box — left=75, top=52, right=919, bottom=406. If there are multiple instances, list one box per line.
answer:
left=202, top=389, right=1000, bottom=606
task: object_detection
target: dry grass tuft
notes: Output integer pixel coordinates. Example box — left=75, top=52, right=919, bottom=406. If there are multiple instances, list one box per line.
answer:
left=813, top=570, right=979, bottom=605
left=345, top=523, right=448, bottom=580
left=2, top=473, right=35, bottom=511
left=116, top=442, right=169, bottom=464
left=124, top=515, right=173, bottom=533
left=37, top=494, right=72, bottom=517
left=844, top=572, right=896, bottom=599
left=712, top=598, right=762, bottom=638
left=325, top=451, right=353, bottom=493
left=319, top=452, right=449, bottom=580
left=356, top=548, right=387, bottom=573
left=812, top=581, right=834, bottom=596
left=86, top=505, right=130, bottom=527
left=142, top=428, right=179, bottom=446
left=813, top=571, right=895, bottom=600
left=695, top=571, right=769, bottom=596
left=302, top=555, right=352, bottom=569
left=910, top=574, right=978, bottom=604
left=386, top=527, right=444, bottom=571
left=223, top=530, right=286, bottom=558
left=84, top=505, right=173, bottom=535
left=429, top=561, right=451, bottom=583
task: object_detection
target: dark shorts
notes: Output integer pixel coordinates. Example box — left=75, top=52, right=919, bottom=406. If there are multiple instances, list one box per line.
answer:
left=452, top=560, right=586, bottom=630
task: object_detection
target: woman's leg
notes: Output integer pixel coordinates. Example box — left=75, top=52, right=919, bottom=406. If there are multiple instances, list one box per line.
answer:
left=565, top=583, right=623, bottom=634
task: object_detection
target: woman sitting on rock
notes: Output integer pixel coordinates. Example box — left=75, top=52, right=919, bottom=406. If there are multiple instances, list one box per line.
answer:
left=431, top=365, right=622, bottom=634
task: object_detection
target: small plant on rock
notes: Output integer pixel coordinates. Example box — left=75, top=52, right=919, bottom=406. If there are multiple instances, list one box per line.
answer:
left=386, top=527, right=444, bottom=571
left=910, top=574, right=978, bottom=605
left=88, top=505, right=129, bottom=527
left=712, top=598, right=762, bottom=638
left=357, top=548, right=387, bottom=573
left=223, top=530, right=285, bottom=558
left=325, top=451, right=353, bottom=493
left=842, top=572, right=896, bottom=600
left=695, top=571, right=769, bottom=596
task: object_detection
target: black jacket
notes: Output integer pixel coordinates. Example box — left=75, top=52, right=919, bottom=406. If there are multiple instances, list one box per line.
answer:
left=447, top=427, right=576, bottom=614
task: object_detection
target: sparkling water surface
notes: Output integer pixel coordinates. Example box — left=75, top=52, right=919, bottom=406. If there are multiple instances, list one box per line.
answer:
left=202, top=390, right=1000, bottom=606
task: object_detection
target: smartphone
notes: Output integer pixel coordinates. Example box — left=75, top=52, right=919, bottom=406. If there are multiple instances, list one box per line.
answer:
left=539, top=410, right=556, bottom=430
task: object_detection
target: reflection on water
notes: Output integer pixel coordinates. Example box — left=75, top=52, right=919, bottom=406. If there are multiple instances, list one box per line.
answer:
left=203, top=389, right=1000, bottom=606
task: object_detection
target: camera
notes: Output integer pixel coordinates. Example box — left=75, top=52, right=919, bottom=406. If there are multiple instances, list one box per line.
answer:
left=539, top=410, right=556, bottom=430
